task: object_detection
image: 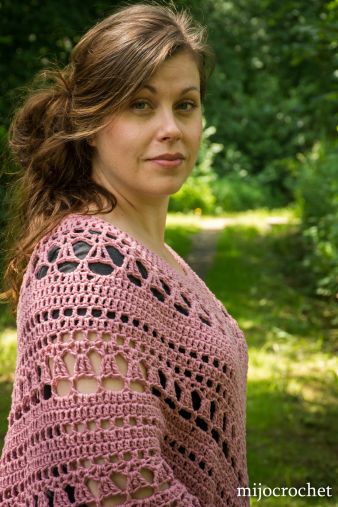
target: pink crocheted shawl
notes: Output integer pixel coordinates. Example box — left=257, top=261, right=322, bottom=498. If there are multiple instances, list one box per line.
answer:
left=0, top=213, right=250, bottom=506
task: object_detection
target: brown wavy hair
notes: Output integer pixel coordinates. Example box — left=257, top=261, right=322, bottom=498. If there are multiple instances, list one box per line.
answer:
left=0, top=1, right=215, bottom=314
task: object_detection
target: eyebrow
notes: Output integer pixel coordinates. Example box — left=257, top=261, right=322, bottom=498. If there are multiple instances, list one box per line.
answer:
left=140, top=84, right=200, bottom=95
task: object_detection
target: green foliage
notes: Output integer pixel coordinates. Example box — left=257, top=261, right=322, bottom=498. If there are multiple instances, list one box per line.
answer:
left=0, top=330, right=17, bottom=379
left=169, top=179, right=216, bottom=214
left=212, top=173, right=271, bottom=212
left=211, top=143, right=291, bottom=211
left=185, top=0, right=338, bottom=204
left=293, top=140, right=338, bottom=299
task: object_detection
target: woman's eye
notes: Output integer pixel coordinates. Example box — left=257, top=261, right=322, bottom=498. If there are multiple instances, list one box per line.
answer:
left=178, top=101, right=197, bottom=111
left=130, top=100, right=198, bottom=112
left=130, top=100, right=151, bottom=111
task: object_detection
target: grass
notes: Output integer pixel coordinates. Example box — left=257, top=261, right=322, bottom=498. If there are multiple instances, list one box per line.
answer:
left=205, top=211, right=338, bottom=506
left=0, top=209, right=337, bottom=507
left=164, top=219, right=200, bottom=257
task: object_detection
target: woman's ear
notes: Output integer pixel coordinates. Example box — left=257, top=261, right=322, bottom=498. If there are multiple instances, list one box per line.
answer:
left=87, top=137, right=96, bottom=147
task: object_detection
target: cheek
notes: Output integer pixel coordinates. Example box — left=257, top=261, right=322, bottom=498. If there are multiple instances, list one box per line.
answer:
left=190, top=122, right=202, bottom=147
left=102, top=122, right=141, bottom=153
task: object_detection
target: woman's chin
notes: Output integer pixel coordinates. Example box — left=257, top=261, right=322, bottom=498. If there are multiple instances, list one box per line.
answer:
left=138, top=177, right=186, bottom=197
left=155, top=183, right=186, bottom=197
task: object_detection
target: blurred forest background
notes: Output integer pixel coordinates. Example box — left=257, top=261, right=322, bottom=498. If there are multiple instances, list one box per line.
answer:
left=0, top=0, right=337, bottom=505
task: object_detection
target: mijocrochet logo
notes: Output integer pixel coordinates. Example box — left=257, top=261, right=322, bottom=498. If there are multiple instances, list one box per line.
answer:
left=237, top=482, right=333, bottom=502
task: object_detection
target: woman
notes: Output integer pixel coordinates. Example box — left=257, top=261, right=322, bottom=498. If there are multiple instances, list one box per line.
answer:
left=0, top=3, right=250, bottom=506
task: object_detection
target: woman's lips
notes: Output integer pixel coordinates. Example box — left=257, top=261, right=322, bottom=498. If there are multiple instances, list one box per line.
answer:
left=146, top=158, right=184, bottom=168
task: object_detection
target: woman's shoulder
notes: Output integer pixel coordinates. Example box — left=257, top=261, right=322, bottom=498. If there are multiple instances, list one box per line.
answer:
left=35, top=211, right=136, bottom=256
left=20, top=213, right=220, bottom=332
left=27, top=212, right=144, bottom=278
left=26, top=212, right=199, bottom=291
left=19, top=213, right=154, bottom=308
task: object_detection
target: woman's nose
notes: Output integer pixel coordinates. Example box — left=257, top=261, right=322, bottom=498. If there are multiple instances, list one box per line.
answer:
left=156, top=109, right=182, bottom=140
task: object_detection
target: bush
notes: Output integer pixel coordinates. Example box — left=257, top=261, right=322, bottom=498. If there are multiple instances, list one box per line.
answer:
left=294, top=140, right=338, bottom=299
left=212, top=173, right=268, bottom=211
left=169, top=178, right=216, bottom=214
left=170, top=123, right=291, bottom=214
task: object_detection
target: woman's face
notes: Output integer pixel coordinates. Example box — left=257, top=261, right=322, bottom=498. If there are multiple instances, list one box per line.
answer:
left=90, top=50, right=202, bottom=202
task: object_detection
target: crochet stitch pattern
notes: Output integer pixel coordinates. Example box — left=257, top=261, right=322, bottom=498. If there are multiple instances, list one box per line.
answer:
left=0, top=213, right=250, bottom=507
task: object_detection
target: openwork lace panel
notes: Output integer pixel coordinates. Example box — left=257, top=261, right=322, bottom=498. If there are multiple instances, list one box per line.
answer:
left=0, top=213, right=250, bottom=506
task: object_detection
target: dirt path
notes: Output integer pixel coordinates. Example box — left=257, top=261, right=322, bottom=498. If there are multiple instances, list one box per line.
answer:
left=185, top=218, right=227, bottom=279
left=185, top=215, right=292, bottom=280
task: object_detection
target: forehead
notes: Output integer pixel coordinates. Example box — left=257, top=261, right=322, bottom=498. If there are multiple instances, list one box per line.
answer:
left=142, top=51, right=200, bottom=91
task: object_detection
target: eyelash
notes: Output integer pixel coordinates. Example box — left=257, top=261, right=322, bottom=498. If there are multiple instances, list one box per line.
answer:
left=130, top=100, right=198, bottom=112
